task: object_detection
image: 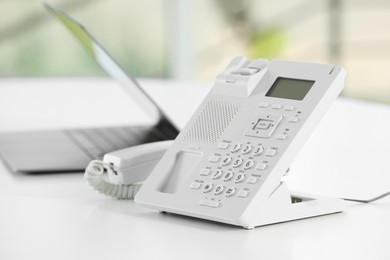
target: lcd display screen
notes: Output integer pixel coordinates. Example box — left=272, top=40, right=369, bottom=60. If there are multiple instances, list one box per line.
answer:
left=266, top=77, right=315, bottom=100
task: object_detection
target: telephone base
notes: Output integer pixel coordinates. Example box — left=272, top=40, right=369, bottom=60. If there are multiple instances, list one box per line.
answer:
left=245, top=183, right=345, bottom=229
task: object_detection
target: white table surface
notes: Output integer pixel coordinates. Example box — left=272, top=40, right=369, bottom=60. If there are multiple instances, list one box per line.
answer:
left=1, top=78, right=390, bottom=260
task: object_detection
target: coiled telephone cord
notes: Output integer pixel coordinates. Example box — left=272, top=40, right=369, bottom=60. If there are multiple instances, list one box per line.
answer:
left=85, top=160, right=142, bottom=200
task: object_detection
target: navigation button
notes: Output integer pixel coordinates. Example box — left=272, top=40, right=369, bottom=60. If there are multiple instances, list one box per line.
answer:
left=255, top=120, right=271, bottom=130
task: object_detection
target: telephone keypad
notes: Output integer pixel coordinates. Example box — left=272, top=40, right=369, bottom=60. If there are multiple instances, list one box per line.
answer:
left=198, top=140, right=278, bottom=203
left=197, top=102, right=299, bottom=207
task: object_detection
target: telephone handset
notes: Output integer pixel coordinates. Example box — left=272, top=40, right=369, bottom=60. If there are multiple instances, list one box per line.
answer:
left=85, top=57, right=346, bottom=229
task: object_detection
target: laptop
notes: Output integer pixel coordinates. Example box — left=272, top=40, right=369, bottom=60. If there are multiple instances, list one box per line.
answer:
left=0, top=3, right=179, bottom=173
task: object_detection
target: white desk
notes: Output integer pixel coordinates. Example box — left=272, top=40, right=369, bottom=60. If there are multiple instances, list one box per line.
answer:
left=1, top=78, right=390, bottom=260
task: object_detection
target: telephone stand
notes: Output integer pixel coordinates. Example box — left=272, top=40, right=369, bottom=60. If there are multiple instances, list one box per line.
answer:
left=245, top=182, right=345, bottom=229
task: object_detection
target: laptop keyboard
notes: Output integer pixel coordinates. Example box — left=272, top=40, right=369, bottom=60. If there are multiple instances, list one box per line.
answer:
left=65, top=126, right=168, bottom=159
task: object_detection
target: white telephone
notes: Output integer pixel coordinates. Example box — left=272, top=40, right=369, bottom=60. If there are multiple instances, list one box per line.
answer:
left=85, top=57, right=346, bottom=229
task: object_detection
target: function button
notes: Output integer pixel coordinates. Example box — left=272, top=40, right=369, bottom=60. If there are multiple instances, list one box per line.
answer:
left=243, top=160, right=255, bottom=170
left=223, top=171, right=234, bottom=181
left=271, top=104, right=282, bottom=109
left=242, top=144, right=252, bottom=154
left=284, top=105, right=294, bottom=111
left=276, top=134, right=287, bottom=140
left=237, top=190, right=249, bottom=198
left=209, top=155, right=220, bottom=162
left=259, top=102, right=269, bottom=108
left=221, top=156, right=232, bottom=166
left=231, top=143, right=242, bottom=153
left=200, top=168, right=211, bottom=176
left=255, top=163, right=267, bottom=170
left=218, top=142, right=229, bottom=150
left=247, top=176, right=258, bottom=184
left=252, top=146, right=264, bottom=156
left=213, top=185, right=225, bottom=195
left=212, top=169, right=223, bottom=179
left=232, top=158, right=244, bottom=168
left=225, top=187, right=236, bottom=197
left=190, top=182, right=201, bottom=189
left=288, top=117, right=299, bottom=123
left=265, top=149, right=277, bottom=157
left=203, top=183, right=213, bottom=193
left=234, top=173, right=245, bottom=183
left=199, top=199, right=219, bottom=208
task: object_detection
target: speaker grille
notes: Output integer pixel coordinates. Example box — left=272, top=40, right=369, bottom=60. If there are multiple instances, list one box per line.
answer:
left=183, top=99, right=242, bottom=145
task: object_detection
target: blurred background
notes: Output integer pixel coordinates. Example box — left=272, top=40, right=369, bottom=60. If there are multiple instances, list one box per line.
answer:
left=1, top=0, right=389, bottom=103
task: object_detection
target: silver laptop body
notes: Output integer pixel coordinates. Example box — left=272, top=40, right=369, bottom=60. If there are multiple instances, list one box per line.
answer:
left=0, top=4, right=179, bottom=172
